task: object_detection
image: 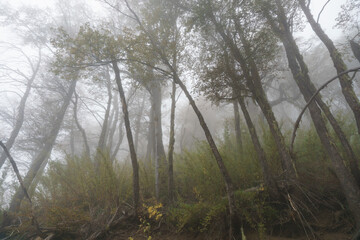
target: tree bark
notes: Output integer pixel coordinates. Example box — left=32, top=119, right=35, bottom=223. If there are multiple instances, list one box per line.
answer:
left=9, top=77, right=77, bottom=213
left=112, top=61, right=140, bottom=213
left=299, top=0, right=360, bottom=135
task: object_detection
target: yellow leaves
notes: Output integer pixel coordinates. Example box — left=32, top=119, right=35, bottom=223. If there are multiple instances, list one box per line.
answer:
left=144, top=202, right=163, bottom=221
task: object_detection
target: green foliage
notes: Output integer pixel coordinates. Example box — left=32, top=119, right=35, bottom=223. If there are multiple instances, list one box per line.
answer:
left=34, top=153, right=132, bottom=233
left=167, top=190, right=277, bottom=236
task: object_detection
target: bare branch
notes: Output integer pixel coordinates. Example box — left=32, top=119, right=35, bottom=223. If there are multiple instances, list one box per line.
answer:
left=290, top=67, right=360, bottom=155
left=317, top=0, right=331, bottom=23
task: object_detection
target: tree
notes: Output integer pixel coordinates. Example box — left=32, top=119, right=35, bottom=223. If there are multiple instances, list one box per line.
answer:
left=121, top=0, right=242, bottom=238
left=51, top=24, right=141, bottom=213
left=0, top=47, right=41, bottom=169
left=191, top=0, right=297, bottom=181
left=9, top=76, right=77, bottom=213
left=257, top=0, right=360, bottom=227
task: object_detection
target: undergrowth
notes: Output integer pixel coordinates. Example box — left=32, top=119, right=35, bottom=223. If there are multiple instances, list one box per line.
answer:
left=1, top=115, right=359, bottom=239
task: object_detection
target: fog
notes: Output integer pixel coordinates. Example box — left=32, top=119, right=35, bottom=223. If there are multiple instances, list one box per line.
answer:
left=0, top=0, right=360, bottom=239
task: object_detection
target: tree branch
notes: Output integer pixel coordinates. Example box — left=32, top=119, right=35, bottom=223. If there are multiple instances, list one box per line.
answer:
left=290, top=67, right=360, bottom=154
left=317, top=0, right=331, bottom=23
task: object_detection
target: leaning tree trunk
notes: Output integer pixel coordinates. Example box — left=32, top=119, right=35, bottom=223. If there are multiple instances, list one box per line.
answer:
left=299, top=0, right=360, bottom=135
left=238, top=96, right=280, bottom=200
left=0, top=63, right=38, bottom=169
left=9, top=77, right=77, bottom=213
left=209, top=11, right=297, bottom=181
left=261, top=1, right=360, bottom=227
left=112, top=61, right=140, bottom=214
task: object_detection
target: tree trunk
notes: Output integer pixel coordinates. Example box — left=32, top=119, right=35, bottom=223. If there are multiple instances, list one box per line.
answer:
left=112, top=61, right=140, bottom=214
left=151, top=80, right=167, bottom=201
left=108, top=94, right=120, bottom=155
left=299, top=0, right=360, bottom=135
left=350, top=40, right=360, bottom=64
left=96, top=70, right=113, bottom=153
left=134, top=95, right=146, bottom=153
left=9, top=77, right=77, bottom=213
left=146, top=102, right=156, bottom=165
left=73, top=91, right=91, bottom=156
left=262, top=1, right=360, bottom=227
left=209, top=11, right=297, bottom=181
left=233, top=99, right=243, bottom=153
left=168, top=80, right=176, bottom=203
left=0, top=65, right=38, bottom=169
left=238, top=96, right=280, bottom=199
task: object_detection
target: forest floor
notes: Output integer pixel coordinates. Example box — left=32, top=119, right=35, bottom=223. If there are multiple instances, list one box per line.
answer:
left=106, top=229, right=352, bottom=240
left=104, top=213, right=354, bottom=240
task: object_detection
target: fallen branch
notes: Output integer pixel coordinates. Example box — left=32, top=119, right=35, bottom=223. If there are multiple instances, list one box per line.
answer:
left=290, top=67, right=360, bottom=155
left=0, top=141, right=45, bottom=238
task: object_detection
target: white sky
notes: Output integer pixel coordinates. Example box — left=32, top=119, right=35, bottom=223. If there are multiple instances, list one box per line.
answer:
left=1, top=0, right=347, bottom=39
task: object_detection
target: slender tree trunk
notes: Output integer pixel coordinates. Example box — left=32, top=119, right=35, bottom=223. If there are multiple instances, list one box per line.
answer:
left=261, top=1, right=360, bottom=227
left=146, top=103, right=156, bottom=165
left=70, top=121, right=75, bottom=157
left=110, top=117, right=125, bottom=162
left=233, top=99, right=243, bottom=153
left=73, top=92, right=91, bottom=156
left=108, top=94, right=120, bottom=154
left=209, top=10, right=297, bottom=181
left=299, top=0, right=360, bottom=135
left=9, top=78, right=77, bottom=213
left=96, top=71, right=113, bottom=152
left=112, top=61, right=140, bottom=213
left=168, top=80, right=176, bottom=203
left=134, top=96, right=146, bottom=153
left=0, top=66, right=37, bottom=169
left=238, top=96, right=280, bottom=199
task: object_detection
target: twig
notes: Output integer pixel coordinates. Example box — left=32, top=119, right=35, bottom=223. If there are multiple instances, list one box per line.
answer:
left=0, top=141, right=45, bottom=238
